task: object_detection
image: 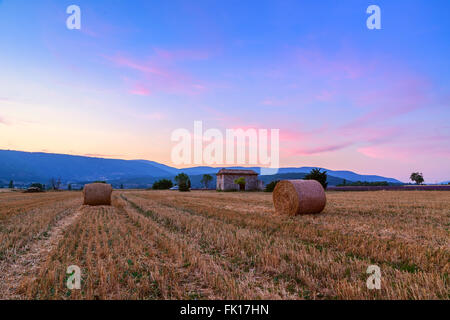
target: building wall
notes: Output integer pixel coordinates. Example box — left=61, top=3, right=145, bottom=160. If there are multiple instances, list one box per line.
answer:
left=216, top=174, right=261, bottom=191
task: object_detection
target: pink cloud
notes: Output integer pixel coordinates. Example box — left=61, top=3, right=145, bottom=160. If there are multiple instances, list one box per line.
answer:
left=129, top=82, right=151, bottom=96
left=0, top=115, right=11, bottom=125
left=105, top=51, right=208, bottom=96
left=153, top=48, right=210, bottom=61
left=289, top=142, right=353, bottom=156
left=142, top=112, right=165, bottom=121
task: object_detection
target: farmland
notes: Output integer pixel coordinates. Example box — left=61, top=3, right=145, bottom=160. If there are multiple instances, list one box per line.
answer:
left=0, top=190, right=448, bottom=300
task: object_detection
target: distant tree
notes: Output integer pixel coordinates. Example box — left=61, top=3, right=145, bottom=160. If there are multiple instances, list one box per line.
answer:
left=234, top=177, right=246, bottom=191
left=120, top=184, right=124, bottom=189
left=201, top=174, right=213, bottom=189
left=342, top=179, right=347, bottom=186
left=68, top=184, right=72, bottom=191
left=264, top=180, right=280, bottom=192
left=175, top=173, right=191, bottom=192
left=8, top=180, right=14, bottom=189
left=410, top=172, right=424, bottom=185
left=304, top=168, right=328, bottom=189
left=50, top=178, right=62, bottom=190
left=152, top=179, right=173, bottom=190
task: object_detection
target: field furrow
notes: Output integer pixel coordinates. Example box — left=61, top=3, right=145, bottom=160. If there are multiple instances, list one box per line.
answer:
left=0, top=190, right=448, bottom=300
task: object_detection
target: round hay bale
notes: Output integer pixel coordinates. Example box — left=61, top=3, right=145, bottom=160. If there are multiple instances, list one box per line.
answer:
left=273, top=180, right=326, bottom=215
left=83, top=183, right=113, bottom=206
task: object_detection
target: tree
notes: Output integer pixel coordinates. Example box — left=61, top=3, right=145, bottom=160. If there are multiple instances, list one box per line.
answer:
left=201, top=174, right=213, bottom=189
left=234, top=177, right=246, bottom=191
left=264, top=180, right=280, bottom=192
left=50, top=177, right=62, bottom=190
left=68, top=184, right=72, bottom=191
left=410, top=172, right=424, bottom=185
left=8, top=180, right=14, bottom=189
left=175, top=173, right=191, bottom=192
left=120, top=184, right=124, bottom=190
left=304, top=168, right=328, bottom=189
left=152, top=179, right=173, bottom=190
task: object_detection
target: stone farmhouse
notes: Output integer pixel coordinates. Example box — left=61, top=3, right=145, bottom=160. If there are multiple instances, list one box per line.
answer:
left=216, top=169, right=264, bottom=191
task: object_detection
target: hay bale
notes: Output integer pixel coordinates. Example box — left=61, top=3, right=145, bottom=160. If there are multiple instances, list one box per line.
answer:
left=273, top=180, right=326, bottom=215
left=83, top=183, right=112, bottom=206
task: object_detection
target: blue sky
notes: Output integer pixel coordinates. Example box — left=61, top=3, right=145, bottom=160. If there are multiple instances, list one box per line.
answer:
left=0, top=0, right=449, bottom=182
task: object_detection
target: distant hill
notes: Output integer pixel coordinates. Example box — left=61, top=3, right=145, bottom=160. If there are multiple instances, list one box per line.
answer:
left=0, top=150, right=173, bottom=183
left=0, top=149, right=402, bottom=188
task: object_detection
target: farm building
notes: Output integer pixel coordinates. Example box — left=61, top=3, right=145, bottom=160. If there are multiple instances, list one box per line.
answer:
left=216, top=169, right=264, bottom=191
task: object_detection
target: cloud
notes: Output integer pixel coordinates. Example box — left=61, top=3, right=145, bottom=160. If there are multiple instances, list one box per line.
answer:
left=104, top=48, right=210, bottom=96
left=142, top=112, right=165, bottom=121
left=129, top=82, right=151, bottom=96
left=289, top=142, right=353, bottom=156
left=0, top=115, right=11, bottom=125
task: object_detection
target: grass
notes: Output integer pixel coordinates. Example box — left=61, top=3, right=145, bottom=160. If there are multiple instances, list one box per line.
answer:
left=0, top=190, right=448, bottom=299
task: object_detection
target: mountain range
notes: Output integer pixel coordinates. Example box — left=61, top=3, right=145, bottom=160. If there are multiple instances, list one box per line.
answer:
left=0, top=149, right=403, bottom=188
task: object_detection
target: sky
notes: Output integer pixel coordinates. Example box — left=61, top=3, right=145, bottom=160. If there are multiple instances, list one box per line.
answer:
left=0, top=0, right=449, bottom=182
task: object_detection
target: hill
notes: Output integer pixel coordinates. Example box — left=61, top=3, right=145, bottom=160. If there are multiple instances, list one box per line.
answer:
left=0, top=149, right=402, bottom=188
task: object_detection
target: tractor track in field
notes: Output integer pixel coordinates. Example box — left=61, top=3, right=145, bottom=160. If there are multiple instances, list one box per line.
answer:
left=0, top=205, right=84, bottom=299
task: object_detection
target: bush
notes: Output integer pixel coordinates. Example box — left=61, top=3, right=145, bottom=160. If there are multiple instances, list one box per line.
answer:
left=178, top=182, right=190, bottom=192
left=264, top=180, right=280, bottom=192
left=175, top=173, right=191, bottom=192
left=152, top=179, right=173, bottom=190
left=304, top=168, right=328, bottom=189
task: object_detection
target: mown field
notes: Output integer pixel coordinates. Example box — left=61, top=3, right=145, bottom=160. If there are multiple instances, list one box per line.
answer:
left=0, top=189, right=448, bottom=300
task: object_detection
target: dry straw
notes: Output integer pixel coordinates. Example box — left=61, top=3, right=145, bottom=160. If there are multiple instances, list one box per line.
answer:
left=273, top=180, right=326, bottom=215
left=83, top=183, right=113, bottom=206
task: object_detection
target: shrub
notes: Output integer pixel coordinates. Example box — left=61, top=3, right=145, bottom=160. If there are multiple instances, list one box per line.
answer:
left=304, top=168, right=328, bottom=189
left=175, top=173, right=191, bottom=192
left=152, top=179, right=173, bottom=190
left=264, top=180, right=280, bottom=192
left=234, top=177, right=246, bottom=191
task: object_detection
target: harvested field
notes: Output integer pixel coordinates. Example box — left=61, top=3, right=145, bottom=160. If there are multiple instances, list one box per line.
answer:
left=0, top=190, right=448, bottom=300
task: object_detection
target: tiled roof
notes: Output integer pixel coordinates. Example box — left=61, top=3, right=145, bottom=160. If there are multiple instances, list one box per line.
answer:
left=216, top=169, right=258, bottom=175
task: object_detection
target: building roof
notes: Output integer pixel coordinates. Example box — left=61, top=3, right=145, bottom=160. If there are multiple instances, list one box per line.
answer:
left=216, top=169, right=258, bottom=176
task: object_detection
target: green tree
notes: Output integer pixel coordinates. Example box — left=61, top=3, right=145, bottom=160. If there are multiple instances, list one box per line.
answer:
left=120, top=184, right=124, bottom=189
left=264, top=180, right=280, bottom=192
left=152, top=179, right=173, bottom=190
left=8, top=180, right=14, bottom=189
left=200, top=174, right=213, bottom=189
left=234, top=177, right=246, bottom=191
left=175, top=173, right=191, bottom=192
left=410, top=172, right=424, bottom=185
left=304, top=168, right=328, bottom=189
left=68, top=184, right=72, bottom=191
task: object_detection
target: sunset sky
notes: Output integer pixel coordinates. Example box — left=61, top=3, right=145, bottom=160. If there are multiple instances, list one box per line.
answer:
left=0, top=0, right=449, bottom=182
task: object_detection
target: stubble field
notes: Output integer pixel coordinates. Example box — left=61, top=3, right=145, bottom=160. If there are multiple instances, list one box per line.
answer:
left=0, top=189, right=448, bottom=300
